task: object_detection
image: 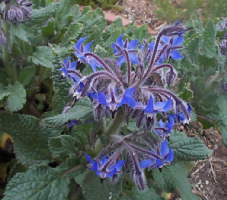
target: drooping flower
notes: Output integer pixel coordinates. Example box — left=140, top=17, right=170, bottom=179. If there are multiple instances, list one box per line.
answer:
left=85, top=153, right=125, bottom=178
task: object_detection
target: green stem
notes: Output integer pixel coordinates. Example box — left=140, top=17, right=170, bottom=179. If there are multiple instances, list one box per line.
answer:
left=104, top=108, right=125, bottom=136
left=2, top=22, right=17, bottom=83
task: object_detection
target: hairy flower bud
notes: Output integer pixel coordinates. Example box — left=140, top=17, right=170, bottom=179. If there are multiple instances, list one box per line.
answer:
left=4, top=0, right=32, bottom=23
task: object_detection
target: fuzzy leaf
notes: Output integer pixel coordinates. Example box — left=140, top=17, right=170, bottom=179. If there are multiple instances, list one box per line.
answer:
left=131, top=189, right=163, bottom=200
left=161, top=163, right=199, bottom=200
left=170, top=131, right=212, bottom=160
left=75, top=171, right=121, bottom=200
left=3, top=167, right=71, bottom=200
left=51, top=68, right=71, bottom=113
left=5, top=82, right=26, bottom=112
left=0, top=113, right=54, bottom=165
left=18, top=66, right=36, bottom=86
left=216, top=95, right=227, bottom=146
left=32, top=46, right=54, bottom=69
left=0, top=85, right=10, bottom=101
left=199, top=21, right=217, bottom=58
left=48, top=135, right=78, bottom=158
left=42, top=98, right=92, bottom=127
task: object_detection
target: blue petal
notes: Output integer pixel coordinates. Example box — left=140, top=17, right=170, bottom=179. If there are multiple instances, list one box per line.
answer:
left=87, top=58, right=100, bottom=72
left=148, top=41, right=155, bottom=50
left=187, top=103, right=192, bottom=113
left=98, top=93, right=107, bottom=105
left=70, top=61, right=77, bottom=70
left=116, top=35, right=124, bottom=47
left=167, top=115, right=175, bottom=131
left=159, top=119, right=166, bottom=128
left=178, top=112, right=185, bottom=122
left=161, top=36, right=170, bottom=44
left=110, top=160, right=125, bottom=171
left=116, top=56, right=125, bottom=66
left=171, top=50, right=184, bottom=60
left=106, top=168, right=117, bottom=178
left=75, top=37, right=87, bottom=50
left=84, top=41, right=93, bottom=52
left=129, top=53, right=140, bottom=65
left=100, top=156, right=108, bottom=166
left=163, top=99, right=173, bottom=112
left=118, top=88, right=137, bottom=108
left=140, top=159, right=156, bottom=169
left=144, top=96, right=154, bottom=113
left=166, top=149, right=174, bottom=163
left=173, top=35, right=184, bottom=46
left=77, top=82, right=85, bottom=93
left=156, top=159, right=163, bottom=168
left=85, top=153, right=92, bottom=162
left=160, top=140, right=169, bottom=157
left=128, top=40, right=139, bottom=49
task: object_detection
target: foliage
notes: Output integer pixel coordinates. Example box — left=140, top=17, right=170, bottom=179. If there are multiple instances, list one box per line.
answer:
left=153, top=0, right=227, bottom=23
left=0, top=0, right=218, bottom=200
left=174, top=17, right=227, bottom=145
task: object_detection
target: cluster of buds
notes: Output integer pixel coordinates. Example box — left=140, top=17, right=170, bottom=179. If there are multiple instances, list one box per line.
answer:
left=0, top=0, right=32, bottom=45
left=61, top=23, right=191, bottom=190
left=2, top=0, right=32, bottom=23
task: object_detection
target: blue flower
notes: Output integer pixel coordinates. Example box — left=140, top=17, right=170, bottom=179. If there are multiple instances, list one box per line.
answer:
left=161, top=35, right=184, bottom=60
left=85, top=154, right=125, bottom=178
left=112, top=35, right=140, bottom=66
left=118, top=88, right=137, bottom=108
left=144, top=96, right=173, bottom=114
left=156, top=140, right=174, bottom=168
left=74, top=37, right=101, bottom=72
left=156, top=114, right=175, bottom=137
left=140, top=159, right=156, bottom=169
left=89, top=92, right=107, bottom=106
left=59, top=57, right=80, bottom=82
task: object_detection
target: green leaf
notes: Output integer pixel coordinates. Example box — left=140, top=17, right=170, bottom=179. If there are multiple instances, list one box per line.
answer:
left=216, top=95, right=227, bottom=146
left=32, top=46, right=54, bottom=69
left=62, top=23, right=84, bottom=44
left=11, top=24, right=31, bottom=44
left=18, top=66, right=36, bottom=86
left=199, top=21, right=217, bottom=58
left=6, top=82, right=26, bottom=112
left=161, top=163, right=199, bottom=200
left=170, top=131, right=212, bottom=160
left=0, top=113, right=53, bottom=165
left=75, top=171, right=121, bottom=200
left=31, top=2, right=61, bottom=24
left=48, top=135, right=78, bottom=158
left=131, top=189, right=163, bottom=200
left=0, top=85, right=10, bottom=101
left=51, top=68, right=71, bottom=113
left=42, top=98, right=92, bottom=127
left=3, top=167, right=71, bottom=200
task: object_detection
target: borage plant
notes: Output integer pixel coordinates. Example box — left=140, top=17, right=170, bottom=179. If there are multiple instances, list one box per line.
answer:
left=61, top=23, right=191, bottom=190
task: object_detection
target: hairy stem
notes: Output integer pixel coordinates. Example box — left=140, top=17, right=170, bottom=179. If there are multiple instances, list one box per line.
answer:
left=104, top=108, right=125, bottom=136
